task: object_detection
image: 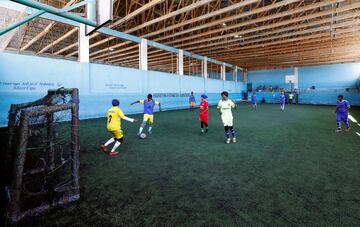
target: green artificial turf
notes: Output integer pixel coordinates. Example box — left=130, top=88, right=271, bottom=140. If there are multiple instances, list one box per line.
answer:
left=12, top=104, right=360, bottom=226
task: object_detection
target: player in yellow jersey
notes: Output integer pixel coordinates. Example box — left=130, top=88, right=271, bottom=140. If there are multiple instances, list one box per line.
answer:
left=101, top=99, right=138, bottom=156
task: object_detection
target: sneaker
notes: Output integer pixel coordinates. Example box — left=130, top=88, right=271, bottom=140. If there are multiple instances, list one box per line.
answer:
left=232, top=137, right=236, bottom=143
left=335, top=129, right=342, bottom=133
left=226, top=138, right=230, bottom=144
left=201, top=129, right=204, bottom=134
left=109, top=151, right=120, bottom=157
left=345, top=127, right=351, bottom=132
left=100, top=144, right=107, bottom=153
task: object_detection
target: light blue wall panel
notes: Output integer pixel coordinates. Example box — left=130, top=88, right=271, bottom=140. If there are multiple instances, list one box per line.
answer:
left=181, top=76, right=205, bottom=93
left=248, top=68, right=293, bottom=89
left=205, top=78, right=223, bottom=93
left=0, top=52, right=89, bottom=93
left=298, top=63, right=360, bottom=88
left=90, top=63, right=145, bottom=94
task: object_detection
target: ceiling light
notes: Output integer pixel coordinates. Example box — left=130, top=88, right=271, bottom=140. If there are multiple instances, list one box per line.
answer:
left=110, top=48, right=114, bottom=51
left=222, top=23, right=226, bottom=26
left=234, top=35, right=239, bottom=38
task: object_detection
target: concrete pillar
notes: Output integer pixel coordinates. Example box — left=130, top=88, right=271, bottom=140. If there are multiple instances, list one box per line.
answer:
left=221, top=63, right=226, bottom=80
left=139, top=38, right=148, bottom=70
left=294, top=67, right=299, bottom=89
left=202, top=57, right=208, bottom=78
left=177, top=49, right=183, bottom=75
left=233, top=66, right=238, bottom=81
left=78, top=24, right=89, bottom=62
left=243, top=69, right=248, bottom=83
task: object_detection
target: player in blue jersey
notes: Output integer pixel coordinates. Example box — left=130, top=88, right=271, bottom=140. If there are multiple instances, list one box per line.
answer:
left=189, top=92, right=196, bottom=111
left=251, top=91, right=257, bottom=110
left=189, top=91, right=196, bottom=111
left=335, top=95, right=351, bottom=132
left=131, top=94, right=162, bottom=135
left=280, top=91, right=285, bottom=111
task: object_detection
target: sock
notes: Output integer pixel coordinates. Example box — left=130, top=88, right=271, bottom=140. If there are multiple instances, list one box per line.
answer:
left=104, top=138, right=115, bottom=146
left=138, top=127, right=143, bottom=134
left=148, top=126, right=152, bottom=132
left=345, top=121, right=350, bottom=128
left=111, top=141, right=121, bottom=152
left=337, top=121, right=341, bottom=129
left=224, top=126, right=230, bottom=139
left=229, top=126, right=235, bottom=138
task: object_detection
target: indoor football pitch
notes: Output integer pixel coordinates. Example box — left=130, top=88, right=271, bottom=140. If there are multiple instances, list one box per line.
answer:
left=6, top=103, right=360, bottom=226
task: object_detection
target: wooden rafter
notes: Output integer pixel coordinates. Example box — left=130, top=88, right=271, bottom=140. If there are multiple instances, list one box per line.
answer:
left=4, top=0, right=360, bottom=70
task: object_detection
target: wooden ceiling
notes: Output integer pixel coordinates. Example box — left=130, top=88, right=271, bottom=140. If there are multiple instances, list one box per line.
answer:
left=4, top=0, right=360, bottom=71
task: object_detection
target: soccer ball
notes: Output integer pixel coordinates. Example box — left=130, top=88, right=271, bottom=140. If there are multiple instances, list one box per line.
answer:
left=139, top=133, right=147, bottom=139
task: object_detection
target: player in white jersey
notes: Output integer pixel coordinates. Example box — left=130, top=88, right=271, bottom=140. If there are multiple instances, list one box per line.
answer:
left=217, top=91, right=236, bottom=144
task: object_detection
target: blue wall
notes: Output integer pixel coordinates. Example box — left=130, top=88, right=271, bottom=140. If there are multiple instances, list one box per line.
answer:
left=0, top=52, right=243, bottom=127
left=248, top=64, right=360, bottom=106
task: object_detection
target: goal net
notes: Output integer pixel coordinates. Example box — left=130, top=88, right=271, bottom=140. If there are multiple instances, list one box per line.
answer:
left=6, top=88, right=80, bottom=224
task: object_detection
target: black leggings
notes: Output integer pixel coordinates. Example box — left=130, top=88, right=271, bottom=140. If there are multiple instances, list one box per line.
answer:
left=201, top=122, right=208, bottom=128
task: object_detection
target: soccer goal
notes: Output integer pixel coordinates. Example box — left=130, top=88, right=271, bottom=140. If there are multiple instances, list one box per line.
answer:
left=6, top=88, right=80, bottom=224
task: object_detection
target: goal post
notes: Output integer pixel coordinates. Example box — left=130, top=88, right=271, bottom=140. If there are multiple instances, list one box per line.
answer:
left=6, top=88, right=80, bottom=224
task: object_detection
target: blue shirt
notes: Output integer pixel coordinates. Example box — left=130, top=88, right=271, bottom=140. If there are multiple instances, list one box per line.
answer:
left=140, top=99, right=160, bottom=115
left=251, top=95, right=257, bottom=103
left=337, top=100, right=350, bottom=114
left=280, top=95, right=285, bottom=104
left=189, top=95, right=195, bottom=102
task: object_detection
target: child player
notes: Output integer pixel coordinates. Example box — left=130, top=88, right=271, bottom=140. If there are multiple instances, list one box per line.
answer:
left=189, top=91, right=196, bottom=111
left=217, top=91, right=236, bottom=144
left=280, top=91, right=285, bottom=111
left=251, top=91, right=257, bottom=110
left=335, top=95, right=351, bottom=132
left=101, top=99, right=138, bottom=156
left=199, top=94, right=209, bottom=134
left=131, top=94, right=162, bottom=135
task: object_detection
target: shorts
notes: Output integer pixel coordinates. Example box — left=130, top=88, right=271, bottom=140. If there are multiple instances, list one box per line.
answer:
left=336, top=113, right=348, bottom=122
left=221, top=115, right=233, bottom=127
left=143, top=114, right=154, bottom=123
left=199, top=115, right=208, bottom=124
left=108, top=129, right=123, bottom=139
left=190, top=102, right=195, bottom=107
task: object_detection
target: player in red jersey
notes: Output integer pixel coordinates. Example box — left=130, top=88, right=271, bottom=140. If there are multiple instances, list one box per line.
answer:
left=199, top=94, right=209, bottom=134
